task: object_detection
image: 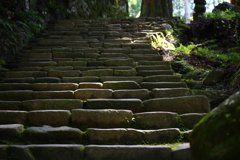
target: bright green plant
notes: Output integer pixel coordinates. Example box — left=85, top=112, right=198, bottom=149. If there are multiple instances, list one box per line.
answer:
left=203, top=9, right=240, bottom=19
left=150, top=32, right=175, bottom=51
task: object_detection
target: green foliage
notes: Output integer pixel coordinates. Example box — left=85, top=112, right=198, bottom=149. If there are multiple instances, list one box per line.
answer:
left=128, top=0, right=141, bottom=17
left=150, top=32, right=175, bottom=51
left=203, top=9, right=240, bottom=19
left=175, top=43, right=196, bottom=55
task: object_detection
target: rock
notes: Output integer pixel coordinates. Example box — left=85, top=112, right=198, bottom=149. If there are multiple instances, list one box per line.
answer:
left=212, top=2, right=238, bottom=12
left=203, top=70, right=224, bottom=86
left=190, top=91, right=240, bottom=160
left=172, top=143, right=191, bottom=160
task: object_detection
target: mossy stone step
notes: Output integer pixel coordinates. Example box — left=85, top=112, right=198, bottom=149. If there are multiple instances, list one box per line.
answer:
left=136, top=65, right=171, bottom=71
left=0, top=124, right=24, bottom=138
left=0, top=90, right=33, bottom=101
left=28, top=110, right=71, bottom=127
left=79, top=82, right=103, bottom=88
left=30, top=83, right=78, bottom=91
left=12, top=67, right=42, bottom=71
left=42, top=66, right=74, bottom=71
left=122, top=43, right=151, bottom=49
left=140, top=82, right=187, bottom=90
left=85, top=145, right=172, bottom=160
left=57, top=61, right=87, bottom=66
left=82, top=69, right=113, bottom=76
left=0, top=83, right=31, bottom=90
left=23, top=48, right=51, bottom=53
left=104, top=59, right=134, bottom=66
left=137, top=70, right=174, bottom=76
left=52, top=52, right=84, bottom=58
left=102, top=81, right=140, bottom=90
left=23, top=99, right=83, bottom=111
left=19, top=61, right=57, bottom=67
left=0, top=101, right=22, bottom=110
left=33, top=91, right=74, bottom=99
left=86, top=99, right=142, bottom=113
left=138, top=61, right=170, bottom=65
left=72, top=109, right=132, bottom=128
left=48, top=70, right=81, bottom=77
left=35, top=77, right=61, bottom=83
left=129, top=49, right=158, bottom=54
left=61, top=76, right=100, bottom=83
left=3, top=77, right=34, bottom=83
left=101, top=48, right=129, bottom=54
left=0, top=144, right=84, bottom=160
left=151, top=88, right=189, bottom=98
left=24, top=126, right=82, bottom=141
left=143, top=96, right=210, bottom=114
left=5, top=71, right=47, bottom=78
left=0, top=111, right=28, bottom=124
left=130, top=54, right=163, bottom=61
left=22, top=53, right=52, bottom=59
left=87, top=128, right=180, bottom=144
left=113, top=89, right=149, bottom=100
left=179, top=113, right=207, bottom=129
left=100, top=76, right=143, bottom=83
left=144, top=75, right=181, bottom=82
left=74, top=89, right=113, bottom=100
left=114, top=69, right=137, bottom=76
left=74, top=48, right=99, bottom=53
left=133, top=111, right=179, bottom=129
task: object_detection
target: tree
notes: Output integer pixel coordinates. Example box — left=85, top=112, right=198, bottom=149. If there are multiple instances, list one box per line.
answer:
left=140, top=0, right=173, bottom=18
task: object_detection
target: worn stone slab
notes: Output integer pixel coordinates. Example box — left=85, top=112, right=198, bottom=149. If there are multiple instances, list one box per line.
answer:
left=0, top=90, right=33, bottom=101
left=34, top=77, right=61, bottom=83
left=180, top=113, right=207, bottom=129
left=114, top=69, right=137, bottom=76
left=87, top=128, right=179, bottom=144
left=102, top=48, right=129, bottom=54
left=131, top=55, right=163, bottom=61
left=0, top=145, right=8, bottom=159
left=0, top=101, right=22, bottom=110
left=79, top=82, right=103, bottom=89
left=84, top=53, right=100, bottom=58
left=11, top=67, right=42, bottom=71
left=113, top=89, right=149, bottom=100
left=28, top=110, right=71, bottom=127
left=57, top=61, right=87, bottom=66
left=52, top=52, right=84, bottom=58
left=122, top=43, right=151, bottom=49
left=74, top=58, right=96, bottom=61
left=136, top=65, right=171, bottom=71
left=0, top=83, right=31, bottom=91
left=52, top=47, right=72, bottom=53
left=172, top=143, right=191, bottom=160
left=75, top=89, right=113, bottom=100
left=86, top=99, right=142, bottom=113
left=23, top=99, right=83, bottom=111
left=137, top=70, right=174, bottom=76
left=4, top=145, right=33, bottom=160
left=30, top=83, right=78, bottom=91
left=62, top=76, right=100, bottom=83
left=100, top=53, right=127, bottom=58
left=72, top=109, right=132, bottom=128
left=138, top=61, right=171, bottom=65
left=129, top=49, right=158, bottom=54
left=33, top=91, right=74, bottom=99
left=48, top=70, right=81, bottom=77
left=0, top=124, right=24, bottom=138
left=87, top=61, right=104, bottom=66
left=3, top=77, right=35, bottom=83
left=151, top=88, right=189, bottom=98
left=28, top=144, right=85, bottom=160
left=82, top=69, right=113, bottom=76
left=103, top=81, right=140, bottom=90
left=104, top=59, right=134, bottom=66
left=143, top=96, right=210, bottom=114
left=42, top=66, right=74, bottom=71
left=24, top=126, right=82, bottom=140
left=0, top=111, right=27, bottom=124
left=144, top=75, right=181, bottom=82
left=5, top=71, right=47, bottom=78
left=100, top=77, right=143, bottom=83
left=85, top=145, right=172, bottom=160
left=140, top=82, right=187, bottom=90
left=19, top=61, right=57, bottom=67
left=134, top=111, right=179, bottom=129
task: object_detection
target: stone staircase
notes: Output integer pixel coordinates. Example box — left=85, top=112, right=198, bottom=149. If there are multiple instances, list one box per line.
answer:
left=0, top=18, right=210, bottom=160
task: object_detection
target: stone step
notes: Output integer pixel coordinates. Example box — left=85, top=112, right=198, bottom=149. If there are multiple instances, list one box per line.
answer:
left=151, top=88, right=190, bottom=98
left=62, top=76, right=100, bottom=83
left=112, top=89, right=150, bottom=100
left=0, top=90, right=33, bottom=101
left=136, top=65, right=171, bottom=71
left=30, top=83, right=79, bottom=91
left=104, top=59, right=134, bottom=66
left=100, top=76, right=143, bottom=83
left=79, top=82, right=102, bottom=88
left=5, top=71, right=47, bottom=78
left=57, top=61, right=87, bottom=66
left=140, top=82, right=187, bottom=90
left=130, top=54, right=163, bottom=61
left=87, top=128, right=180, bottom=144
left=33, top=91, right=74, bottom=99
left=102, top=81, right=140, bottom=90
left=137, top=70, right=174, bottom=76
left=48, top=70, right=81, bottom=77
left=86, top=99, right=142, bottom=113
left=19, top=61, right=57, bottom=67
left=22, top=53, right=52, bottom=59
left=143, top=96, right=210, bottom=114
left=0, top=101, right=22, bottom=110
left=74, top=89, right=113, bottom=100
left=129, top=49, right=158, bottom=54
left=144, top=75, right=181, bottom=82
left=22, top=99, right=83, bottom=111
left=72, top=109, right=133, bottom=128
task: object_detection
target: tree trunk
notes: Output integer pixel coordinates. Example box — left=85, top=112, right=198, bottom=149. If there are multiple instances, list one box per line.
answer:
left=140, top=0, right=172, bottom=18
